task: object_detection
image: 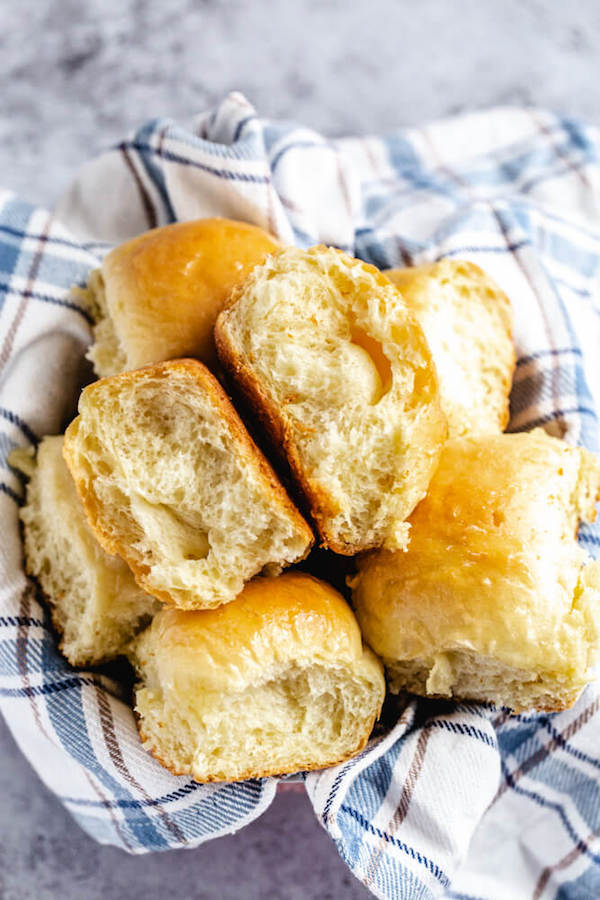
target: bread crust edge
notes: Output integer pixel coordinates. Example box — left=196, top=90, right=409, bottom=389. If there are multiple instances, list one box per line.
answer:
left=63, top=359, right=314, bottom=607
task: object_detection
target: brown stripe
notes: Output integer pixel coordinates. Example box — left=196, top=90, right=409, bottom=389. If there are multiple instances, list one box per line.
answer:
left=81, top=768, right=135, bottom=852
left=364, top=724, right=434, bottom=889
left=496, top=696, right=600, bottom=802
left=279, top=193, right=304, bottom=215
left=395, top=235, right=413, bottom=268
left=484, top=193, right=567, bottom=434
left=364, top=139, right=382, bottom=179
left=16, top=588, right=130, bottom=843
left=533, top=827, right=600, bottom=899
left=336, top=148, right=354, bottom=226
left=0, top=218, right=50, bottom=372
left=394, top=726, right=432, bottom=824
left=417, top=127, right=469, bottom=193
left=265, top=168, right=277, bottom=239
left=120, top=144, right=158, bottom=229
left=421, top=120, right=570, bottom=435
left=529, top=109, right=593, bottom=193
left=492, top=709, right=511, bottom=729
left=95, top=688, right=186, bottom=843
left=15, top=587, right=44, bottom=733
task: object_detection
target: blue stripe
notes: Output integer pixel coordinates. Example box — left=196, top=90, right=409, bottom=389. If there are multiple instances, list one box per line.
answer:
left=322, top=764, right=352, bottom=824
left=0, top=280, right=94, bottom=324
left=536, top=716, right=600, bottom=773
left=0, top=407, right=38, bottom=444
left=271, top=139, right=336, bottom=172
left=44, top=678, right=169, bottom=849
left=0, top=482, right=21, bottom=503
left=434, top=240, right=529, bottom=259
left=0, top=675, right=99, bottom=698
left=507, top=406, right=598, bottom=431
left=353, top=230, right=528, bottom=260
left=520, top=152, right=592, bottom=197
left=0, top=616, right=45, bottom=627
left=553, top=276, right=597, bottom=301
left=446, top=892, right=487, bottom=900
left=501, top=760, right=600, bottom=865
left=339, top=804, right=450, bottom=887
left=232, top=114, right=257, bottom=142
left=0, top=222, right=93, bottom=252
left=123, top=127, right=176, bottom=224
left=446, top=891, right=489, bottom=900
left=63, top=776, right=265, bottom=810
left=516, top=347, right=582, bottom=367
left=426, top=718, right=497, bottom=750
left=124, top=139, right=271, bottom=185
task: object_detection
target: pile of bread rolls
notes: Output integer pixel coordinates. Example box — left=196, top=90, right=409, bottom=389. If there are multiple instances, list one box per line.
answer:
left=16, top=217, right=600, bottom=784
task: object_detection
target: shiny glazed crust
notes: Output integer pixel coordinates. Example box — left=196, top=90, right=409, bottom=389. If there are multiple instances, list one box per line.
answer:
left=352, top=430, right=600, bottom=712
left=130, top=572, right=386, bottom=782
left=88, top=217, right=281, bottom=375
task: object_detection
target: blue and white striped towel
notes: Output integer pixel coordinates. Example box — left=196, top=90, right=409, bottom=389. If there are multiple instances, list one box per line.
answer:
left=1, top=92, right=600, bottom=898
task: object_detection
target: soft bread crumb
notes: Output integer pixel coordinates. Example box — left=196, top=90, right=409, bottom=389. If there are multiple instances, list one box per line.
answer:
left=385, top=259, right=515, bottom=437
left=129, top=573, right=386, bottom=781
left=352, top=430, right=600, bottom=713
left=63, top=359, right=313, bottom=610
left=20, top=435, right=160, bottom=665
left=215, top=245, right=447, bottom=555
left=85, top=269, right=127, bottom=377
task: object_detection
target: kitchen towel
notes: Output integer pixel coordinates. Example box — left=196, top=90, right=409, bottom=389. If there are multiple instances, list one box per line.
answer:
left=1, top=92, right=600, bottom=898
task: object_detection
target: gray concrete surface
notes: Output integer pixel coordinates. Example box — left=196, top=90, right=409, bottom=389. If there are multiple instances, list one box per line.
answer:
left=2, top=1, right=600, bottom=897
left=0, top=716, right=366, bottom=900
left=3, top=0, right=600, bottom=208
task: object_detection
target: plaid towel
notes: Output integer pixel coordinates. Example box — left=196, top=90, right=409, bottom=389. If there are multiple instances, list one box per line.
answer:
left=1, top=92, right=600, bottom=898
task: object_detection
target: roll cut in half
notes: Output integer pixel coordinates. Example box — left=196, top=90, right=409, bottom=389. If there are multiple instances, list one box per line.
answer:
left=84, top=217, right=280, bottom=376
left=19, top=436, right=159, bottom=665
left=385, top=259, right=515, bottom=437
left=130, top=572, right=386, bottom=781
left=215, top=245, right=446, bottom=555
left=63, top=360, right=313, bottom=610
left=352, top=431, right=600, bottom=712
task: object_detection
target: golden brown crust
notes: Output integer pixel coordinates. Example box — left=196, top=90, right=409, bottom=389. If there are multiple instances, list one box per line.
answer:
left=63, top=359, right=314, bottom=602
left=216, top=326, right=349, bottom=552
left=95, top=218, right=281, bottom=373
left=130, top=572, right=385, bottom=780
left=353, top=431, right=600, bottom=712
left=398, top=688, right=579, bottom=715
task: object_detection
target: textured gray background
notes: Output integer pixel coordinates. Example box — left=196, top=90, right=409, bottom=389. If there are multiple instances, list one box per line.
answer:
left=2, top=1, right=600, bottom=898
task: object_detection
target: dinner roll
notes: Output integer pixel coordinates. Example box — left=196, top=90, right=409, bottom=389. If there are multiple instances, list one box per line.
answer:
left=351, top=430, right=600, bottom=712
left=129, top=572, right=385, bottom=781
left=18, top=436, right=159, bottom=665
left=63, top=359, right=313, bottom=610
left=215, top=245, right=446, bottom=555
left=385, top=260, right=515, bottom=437
left=84, top=217, right=280, bottom=377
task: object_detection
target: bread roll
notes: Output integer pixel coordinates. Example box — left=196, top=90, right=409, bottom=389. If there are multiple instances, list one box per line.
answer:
left=19, top=436, right=159, bottom=665
left=129, top=572, right=385, bottom=782
left=351, top=430, right=600, bottom=712
left=385, top=260, right=515, bottom=437
left=85, top=218, right=280, bottom=377
left=63, top=360, right=313, bottom=610
left=215, top=245, right=447, bottom=555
